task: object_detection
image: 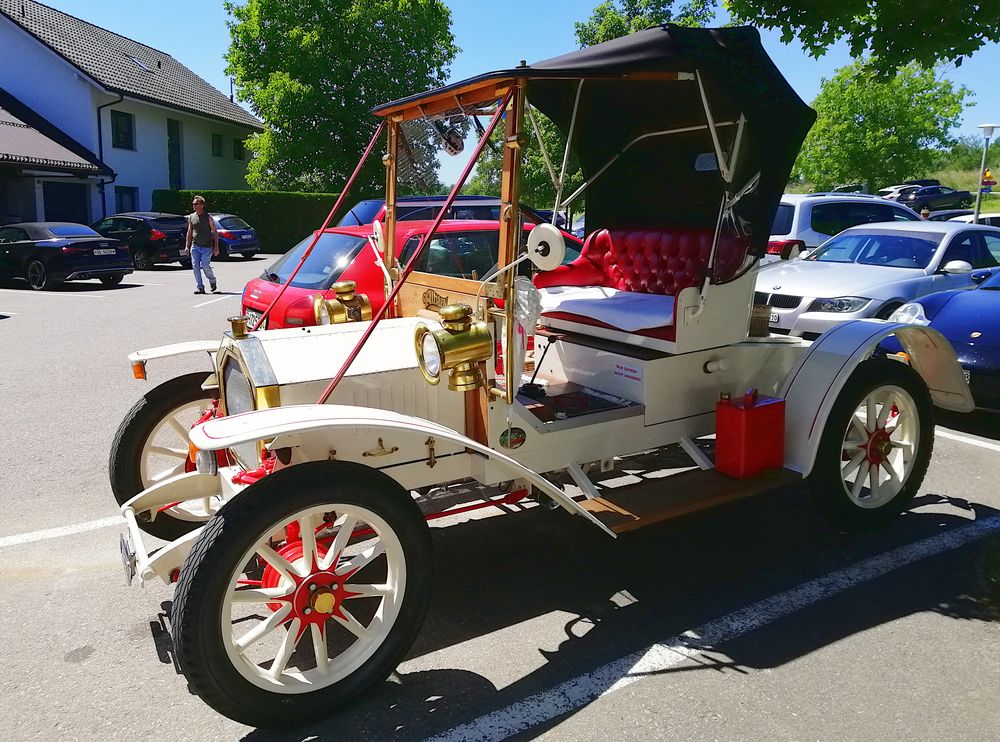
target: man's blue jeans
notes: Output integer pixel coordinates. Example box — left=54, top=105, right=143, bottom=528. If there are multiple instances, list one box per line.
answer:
left=191, top=246, right=216, bottom=290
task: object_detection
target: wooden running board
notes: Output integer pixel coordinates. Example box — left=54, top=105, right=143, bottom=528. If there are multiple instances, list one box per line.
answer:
left=580, top=468, right=801, bottom=533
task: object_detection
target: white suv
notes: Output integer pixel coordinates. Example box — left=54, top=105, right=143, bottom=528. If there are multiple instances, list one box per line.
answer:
left=766, top=193, right=921, bottom=264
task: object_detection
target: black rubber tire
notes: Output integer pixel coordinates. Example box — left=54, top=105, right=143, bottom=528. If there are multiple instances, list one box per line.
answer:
left=133, top=249, right=153, bottom=271
left=171, top=460, right=433, bottom=729
left=807, top=358, right=934, bottom=529
left=26, top=259, right=52, bottom=290
left=179, top=258, right=192, bottom=269
left=874, top=302, right=902, bottom=320
left=241, top=251, right=257, bottom=260
left=109, top=371, right=216, bottom=541
left=100, top=275, right=124, bottom=286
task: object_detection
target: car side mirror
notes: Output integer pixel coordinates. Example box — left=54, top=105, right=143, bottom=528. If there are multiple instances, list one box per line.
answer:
left=971, top=270, right=992, bottom=285
left=940, top=260, right=973, bottom=274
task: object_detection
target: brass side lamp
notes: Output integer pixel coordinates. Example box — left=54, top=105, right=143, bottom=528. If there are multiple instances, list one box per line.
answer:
left=313, top=280, right=374, bottom=325
left=414, top=304, right=493, bottom=391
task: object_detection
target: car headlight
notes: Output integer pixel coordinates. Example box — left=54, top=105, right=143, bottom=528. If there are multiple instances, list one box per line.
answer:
left=808, top=297, right=871, bottom=313
left=887, top=302, right=930, bottom=325
left=414, top=304, right=493, bottom=391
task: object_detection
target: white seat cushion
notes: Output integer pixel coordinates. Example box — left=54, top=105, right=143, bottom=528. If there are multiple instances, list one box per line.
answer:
left=538, top=286, right=675, bottom=332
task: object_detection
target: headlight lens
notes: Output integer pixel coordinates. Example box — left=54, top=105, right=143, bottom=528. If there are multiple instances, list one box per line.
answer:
left=222, top=358, right=259, bottom=467
left=808, top=296, right=871, bottom=313
left=421, top=331, right=442, bottom=379
left=888, top=302, right=930, bottom=325
left=313, top=295, right=332, bottom=325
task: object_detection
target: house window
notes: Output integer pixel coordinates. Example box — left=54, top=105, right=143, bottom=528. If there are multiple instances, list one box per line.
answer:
left=233, top=138, right=246, bottom=161
left=115, top=186, right=139, bottom=213
left=111, top=110, right=135, bottom=150
left=211, top=133, right=223, bottom=157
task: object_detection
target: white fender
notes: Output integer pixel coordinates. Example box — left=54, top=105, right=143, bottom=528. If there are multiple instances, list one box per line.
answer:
left=128, top=339, right=219, bottom=364
left=191, top=405, right=617, bottom=538
left=121, top=470, right=223, bottom=520
left=781, top=319, right=973, bottom=476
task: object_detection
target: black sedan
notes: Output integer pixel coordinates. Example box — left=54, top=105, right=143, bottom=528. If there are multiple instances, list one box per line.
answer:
left=898, top=185, right=973, bottom=211
left=92, top=212, right=189, bottom=270
left=0, top=222, right=132, bottom=290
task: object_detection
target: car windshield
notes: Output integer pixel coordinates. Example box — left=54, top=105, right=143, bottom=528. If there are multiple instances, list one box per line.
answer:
left=336, top=200, right=384, bottom=227
left=151, top=217, right=188, bottom=230
left=218, top=216, right=250, bottom=230
left=804, top=231, right=942, bottom=269
left=265, top=232, right=368, bottom=289
left=771, top=203, right=794, bottom=235
left=46, top=225, right=99, bottom=238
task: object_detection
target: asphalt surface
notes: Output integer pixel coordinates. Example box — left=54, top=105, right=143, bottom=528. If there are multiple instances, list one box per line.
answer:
left=1, top=259, right=998, bottom=741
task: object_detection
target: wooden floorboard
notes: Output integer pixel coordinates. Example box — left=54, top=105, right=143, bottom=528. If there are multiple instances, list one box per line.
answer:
left=580, top=467, right=801, bottom=533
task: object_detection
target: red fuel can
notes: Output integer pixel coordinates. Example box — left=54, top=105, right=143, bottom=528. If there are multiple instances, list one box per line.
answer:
left=715, top=390, right=785, bottom=478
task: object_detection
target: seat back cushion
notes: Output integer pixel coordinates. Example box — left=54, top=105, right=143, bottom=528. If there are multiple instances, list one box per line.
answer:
left=534, top=227, right=748, bottom=295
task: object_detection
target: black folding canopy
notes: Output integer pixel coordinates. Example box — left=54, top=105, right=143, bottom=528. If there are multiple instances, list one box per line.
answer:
left=374, top=25, right=815, bottom=264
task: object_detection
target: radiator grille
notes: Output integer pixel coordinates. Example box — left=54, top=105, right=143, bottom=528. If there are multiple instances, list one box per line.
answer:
left=756, top=292, right=802, bottom=309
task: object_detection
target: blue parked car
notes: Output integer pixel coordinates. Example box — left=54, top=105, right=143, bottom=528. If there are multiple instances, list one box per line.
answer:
left=0, top=222, right=132, bottom=290
left=211, top=213, right=259, bottom=259
left=883, top=268, right=1000, bottom=412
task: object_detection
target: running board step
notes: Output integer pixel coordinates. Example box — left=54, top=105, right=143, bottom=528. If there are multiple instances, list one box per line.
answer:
left=579, top=468, right=801, bottom=533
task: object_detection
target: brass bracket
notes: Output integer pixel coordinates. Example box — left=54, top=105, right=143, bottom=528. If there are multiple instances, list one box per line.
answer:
left=425, top=437, right=436, bottom=468
left=362, top=438, right=399, bottom=457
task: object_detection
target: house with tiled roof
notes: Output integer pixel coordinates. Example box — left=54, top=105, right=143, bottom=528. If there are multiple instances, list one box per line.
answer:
left=0, top=0, right=262, bottom=224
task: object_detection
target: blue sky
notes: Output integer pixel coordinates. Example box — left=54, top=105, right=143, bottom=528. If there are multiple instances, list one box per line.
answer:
left=40, top=0, right=1000, bottom=183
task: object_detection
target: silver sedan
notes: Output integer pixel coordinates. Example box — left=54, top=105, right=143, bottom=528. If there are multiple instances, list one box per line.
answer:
left=755, top=221, right=1000, bottom=339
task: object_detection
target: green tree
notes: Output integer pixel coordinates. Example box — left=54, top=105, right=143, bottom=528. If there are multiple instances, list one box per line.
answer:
left=468, top=1, right=709, bottom=211
left=931, top=134, right=989, bottom=172
left=793, top=62, right=971, bottom=191
left=225, top=0, right=458, bottom=193
left=726, top=0, right=1000, bottom=74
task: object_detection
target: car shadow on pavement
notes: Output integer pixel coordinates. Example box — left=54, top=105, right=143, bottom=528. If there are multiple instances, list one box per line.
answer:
left=936, top=409, right=1000, bottom=441
left=217, top=485, right=1000, bottom=741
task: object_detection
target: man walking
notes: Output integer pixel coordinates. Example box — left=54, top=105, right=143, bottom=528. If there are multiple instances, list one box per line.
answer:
left=184, top=195, right=219, bottom=294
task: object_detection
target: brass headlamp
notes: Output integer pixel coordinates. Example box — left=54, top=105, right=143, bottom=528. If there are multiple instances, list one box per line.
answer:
left=313, top=280, right=374, bottom=325
left=414, top=304, right=493, bottom=391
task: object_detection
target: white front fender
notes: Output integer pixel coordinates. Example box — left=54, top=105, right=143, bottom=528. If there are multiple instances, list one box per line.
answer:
left=781, top=319, right=974, bottom=476
left=191, top=405, right=617, bottom=538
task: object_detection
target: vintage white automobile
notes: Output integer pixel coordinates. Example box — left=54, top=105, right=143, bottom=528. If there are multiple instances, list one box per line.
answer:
left=111, top=25, right=974, bottom=728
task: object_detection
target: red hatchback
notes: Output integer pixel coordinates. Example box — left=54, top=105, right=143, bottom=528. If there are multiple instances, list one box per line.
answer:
left=242, top=220, right=582, bottom=329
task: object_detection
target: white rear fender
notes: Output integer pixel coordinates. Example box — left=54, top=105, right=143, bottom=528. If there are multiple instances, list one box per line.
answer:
left=192, top=405, right=617, bottom=538
left=781, top=319, right=973, bottom=476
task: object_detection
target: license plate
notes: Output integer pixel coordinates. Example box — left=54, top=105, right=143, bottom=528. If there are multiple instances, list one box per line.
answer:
left=119, top=532, right=136, bottom=586
left=963, top=369, right=971, bottom=384
left=93, top=248, right=116, bottom=255
left=244, top=309, right=265, bottom=329
left=241, top=234, right=253, bottom=240
left=769, top=312, right=779, bottom=323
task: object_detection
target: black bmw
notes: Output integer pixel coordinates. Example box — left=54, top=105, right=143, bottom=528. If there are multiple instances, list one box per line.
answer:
left=0, top=222, right=132, bottom=290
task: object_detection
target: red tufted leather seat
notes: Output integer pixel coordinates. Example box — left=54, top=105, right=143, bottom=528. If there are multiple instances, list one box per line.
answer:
left=533, top=227, right=748, bottom=344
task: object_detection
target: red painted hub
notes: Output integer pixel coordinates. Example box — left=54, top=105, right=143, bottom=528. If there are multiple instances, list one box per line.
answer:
left=259, top=539, right=362, bottom=640
left=864, top=428, right=893, bottom=466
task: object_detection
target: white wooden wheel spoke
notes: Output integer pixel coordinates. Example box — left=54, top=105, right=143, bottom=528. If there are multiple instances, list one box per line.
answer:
left=892, top=439, right=914, bottom=455
left=850, top=465, right=868, bottom=499
left=344, top=583, right=393, bottom=599
left=310, top=623, right=329, bottom=676
left=331, top=606, right=370, bottom=640
left=866, top=397, right=877, bottom=430
left=842, top=450, right=866, bottom=480
left=257, top=544, right=297, bottom=586
left=876, top=396, right=893, bottom=428
left=236, top=603, right=292, bottom=651
left=321, top=515, right=358, bottom=571
left=339, top=540, right=386, bottom=576
left=149, top=445, right=189, bottom=459
left=842, top=440, right=863, bottom=451
left=230, top=586, right=293, bottom=603
left=266, top=618, right=303, bottom=680
left=867, top=465, right=881, bottom=500
left=850, top=415, right=869, bottom=438
left=297, top=514, right=318, bottom=577
left=882, top=457, right=901, bottom=484
left=149, top=462, right=185, bottom=483
left=166, top=415, right=189, bottom=439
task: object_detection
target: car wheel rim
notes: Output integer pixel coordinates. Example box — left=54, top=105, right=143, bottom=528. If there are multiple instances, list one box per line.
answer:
left=221, top=504, right=406, bottom=694
left=839, top=384, right=919, bottom=509
left=139, top=398, right=220, bottom=521
left=27, top=262, right=44, bottom=288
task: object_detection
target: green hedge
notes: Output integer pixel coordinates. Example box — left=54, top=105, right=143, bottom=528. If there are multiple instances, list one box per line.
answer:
left=151, top=189, right=367, bottom=254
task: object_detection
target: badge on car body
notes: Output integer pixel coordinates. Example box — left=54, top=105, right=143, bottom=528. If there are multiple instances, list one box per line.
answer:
left=971, top=331, right=982, bottom=339
left=772, top=285, right=781, bottom=291
left=499, top=427, right=526, bottom=449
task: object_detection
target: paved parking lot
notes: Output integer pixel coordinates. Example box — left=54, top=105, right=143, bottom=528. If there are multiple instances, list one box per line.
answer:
left=0, top=259, right=998, bottom=741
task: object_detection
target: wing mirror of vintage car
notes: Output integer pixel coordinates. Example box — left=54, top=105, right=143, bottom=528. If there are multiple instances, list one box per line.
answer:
left=313, top=280, right=373, bottom=324
left=939, top=260, right=973, bottom=275
left=414, top=303, right=493, bottom=391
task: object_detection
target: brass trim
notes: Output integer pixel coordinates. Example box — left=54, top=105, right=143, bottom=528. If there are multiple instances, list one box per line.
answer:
left=255, top=385, right=281, bottom=410
left=363, top=437, right=399, bottom=457
left=425, top=437, right=436, bottom=468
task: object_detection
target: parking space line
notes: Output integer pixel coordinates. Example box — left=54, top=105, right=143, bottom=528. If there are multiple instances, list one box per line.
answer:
left=193, top=295, right=237, bottom=308
left=937, top=428, right=1000, bottom=454
left=0, top=515, right=123, bottom=548
left=429, top=513, right=1000, bottom=742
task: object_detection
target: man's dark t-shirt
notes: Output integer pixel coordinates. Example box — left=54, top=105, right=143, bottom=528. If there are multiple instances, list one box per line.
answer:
left=188, top=212, right=214, bottom=247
